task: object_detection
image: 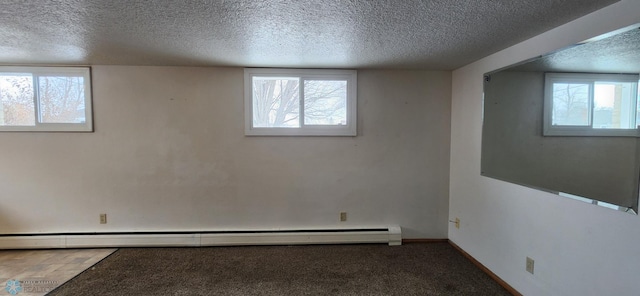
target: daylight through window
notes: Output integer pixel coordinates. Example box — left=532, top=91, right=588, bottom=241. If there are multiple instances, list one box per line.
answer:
left=544, top=73, right=640, bottom=137
left=0, top=67, right=93, bottom=132
left=244, top=68, right=357, bottom=136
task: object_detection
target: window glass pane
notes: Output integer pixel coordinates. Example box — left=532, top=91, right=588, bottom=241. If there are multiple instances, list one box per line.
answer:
left=593, top=82, right=636, bottom=129
left=552, top=83, right=590, bottom=126
left=252, top=77, right=299, bottom=128
left=304, top=80, right=347, bottom=125
left=38, top=76, right=86, bottom=123
left=0, top=74, right=35, bottom=126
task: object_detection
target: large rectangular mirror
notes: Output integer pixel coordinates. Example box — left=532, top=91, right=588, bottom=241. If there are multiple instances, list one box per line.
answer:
left=482, top=24, right=640, bottom=214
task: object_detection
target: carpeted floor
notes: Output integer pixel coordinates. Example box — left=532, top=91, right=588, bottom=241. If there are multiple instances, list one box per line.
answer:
left=48, top=243, right=511, bottom=296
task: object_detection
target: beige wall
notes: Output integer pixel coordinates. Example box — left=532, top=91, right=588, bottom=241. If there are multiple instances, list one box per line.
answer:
left=0, top=66, right=451, bottom=238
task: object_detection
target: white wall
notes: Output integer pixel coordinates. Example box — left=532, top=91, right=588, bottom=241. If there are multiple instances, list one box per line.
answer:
left=450, top=1, right=640, bottom=295
left=0, top=67, right=451, bottom=239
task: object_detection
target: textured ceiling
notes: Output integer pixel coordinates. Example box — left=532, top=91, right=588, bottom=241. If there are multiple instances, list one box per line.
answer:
left=0, top=0, right=620, bottom=70
left=508, top=26, right=640, bottom=73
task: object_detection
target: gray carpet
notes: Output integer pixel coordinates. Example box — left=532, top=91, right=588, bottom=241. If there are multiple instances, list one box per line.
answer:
left=49, top=243, right=511, bottom=296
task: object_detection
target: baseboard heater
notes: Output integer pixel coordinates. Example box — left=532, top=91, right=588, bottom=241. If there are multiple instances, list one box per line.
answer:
left=0, top=226, right=402, bottom=249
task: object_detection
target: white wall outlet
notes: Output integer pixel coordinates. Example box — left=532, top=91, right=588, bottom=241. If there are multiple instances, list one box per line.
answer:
left=455, top=218, right=460, bottom=229
left=526, top=257, right=535, bottom=274
left=340, top=212, right=347, bottom=222
left=100, top=213, right=107, bottom=224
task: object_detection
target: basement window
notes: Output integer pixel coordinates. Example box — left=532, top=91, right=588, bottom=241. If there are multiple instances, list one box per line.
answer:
left=244, top=68, right=357, bottom=136
left=543, top=73, right=640, bottom=137
left=0, top=66, right=93, bottom=132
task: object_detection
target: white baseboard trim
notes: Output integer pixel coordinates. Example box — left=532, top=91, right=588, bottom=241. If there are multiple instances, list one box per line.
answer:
left=66, top=234, right=201, bottom=248
left=0, top=236, right=66, bottom=249
left=0, top=226, right=402, bottom=249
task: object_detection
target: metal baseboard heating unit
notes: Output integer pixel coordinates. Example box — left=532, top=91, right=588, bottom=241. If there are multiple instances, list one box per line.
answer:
left=0, top=226, right=402, bottom=249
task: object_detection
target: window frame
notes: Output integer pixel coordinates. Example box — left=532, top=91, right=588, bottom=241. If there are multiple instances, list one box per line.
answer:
left=543, top=72, right=640, bottom=137
left=244, top=68, right=357, bottom=136
left=0, top=66, right=93, bottom=132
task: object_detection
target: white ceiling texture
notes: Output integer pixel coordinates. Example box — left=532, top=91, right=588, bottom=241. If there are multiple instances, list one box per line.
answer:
left=0, top=0, right=620, bottom=70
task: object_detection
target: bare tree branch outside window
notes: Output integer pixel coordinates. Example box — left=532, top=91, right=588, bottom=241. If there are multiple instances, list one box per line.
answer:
left=304, top=80, right=347, bottom=125
left=0, top=75, right=35, bottom=126
left=252, top=78, right=299, bottom=128
left=38, top=76, right=86, bottom=123
left=0, top=75, right=86, bottom=126
left=252, top=78, right=347, bottom=127
left=552, top=83, right=590, bottom=126
left=245, top=69, right=356, bottom=136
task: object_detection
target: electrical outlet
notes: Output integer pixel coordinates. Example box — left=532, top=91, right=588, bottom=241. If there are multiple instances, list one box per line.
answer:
left=100, top=214, right=107, bottom=224
left=455, top=218, right=460, bottom=229
left=526, top=257, right=535, bottom=274
left=340, top=212, right=347, bottom=222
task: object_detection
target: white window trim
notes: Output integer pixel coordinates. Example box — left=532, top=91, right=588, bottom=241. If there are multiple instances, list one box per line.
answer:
left=543, top=72, right=640, bottom=137
left=244, top=68, right=357, bottom=136
left=0, top=66, right=93, bottom=132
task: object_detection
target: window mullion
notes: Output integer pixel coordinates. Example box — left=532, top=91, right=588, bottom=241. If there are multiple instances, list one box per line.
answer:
left=299, top=77, right=304, bottom=128
left=632, top=82, right=639, bottom=129
left=588, top=81, right=595, bottom=128
left=32, top=74, right=41, bottom=126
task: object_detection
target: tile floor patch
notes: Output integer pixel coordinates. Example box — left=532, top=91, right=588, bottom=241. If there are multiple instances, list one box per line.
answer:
left=0, top=249, right=116, bottom=296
